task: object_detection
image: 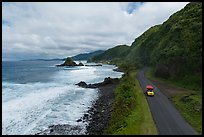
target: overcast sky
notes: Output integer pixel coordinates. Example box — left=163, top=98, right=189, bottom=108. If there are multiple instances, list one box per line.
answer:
left=2, top=2, right=188, bottom=61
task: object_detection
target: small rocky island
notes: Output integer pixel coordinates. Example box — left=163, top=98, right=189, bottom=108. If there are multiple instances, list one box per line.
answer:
left=56, top=57, right=102, bottom=67
left=56, top=57, right=84, bottom=66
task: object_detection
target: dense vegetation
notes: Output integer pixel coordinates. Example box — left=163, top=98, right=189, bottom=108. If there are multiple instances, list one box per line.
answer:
left=71, top=50, right=104, bottom=61
left=92, top=45, right=129, bottom=62
left=91, top=2, right=202, bottom=134
left=93, top=2, right=202, bottom=92
left=142, top=2, right=202, bottom=91
left=104, top=70, right=157, bottom=135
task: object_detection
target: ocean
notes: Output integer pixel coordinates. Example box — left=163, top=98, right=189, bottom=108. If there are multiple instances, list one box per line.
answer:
left=2, top=60, right=123, bottom=135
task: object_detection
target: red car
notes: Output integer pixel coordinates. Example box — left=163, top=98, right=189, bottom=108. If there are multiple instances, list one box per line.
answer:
left=146, top=85, right=154, bottom=96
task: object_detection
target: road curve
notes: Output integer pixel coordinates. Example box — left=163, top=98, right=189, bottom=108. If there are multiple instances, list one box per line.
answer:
left=137, top=67, right=198, bottom=135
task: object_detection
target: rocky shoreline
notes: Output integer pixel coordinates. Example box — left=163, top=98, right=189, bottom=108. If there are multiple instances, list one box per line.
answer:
left=36, top=77, right=120, bottom=135
left=76, top=77, right=120, bottom=135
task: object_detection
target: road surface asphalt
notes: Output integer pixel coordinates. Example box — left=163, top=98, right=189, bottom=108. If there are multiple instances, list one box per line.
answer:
left=137, top=67, right=198, bottom=135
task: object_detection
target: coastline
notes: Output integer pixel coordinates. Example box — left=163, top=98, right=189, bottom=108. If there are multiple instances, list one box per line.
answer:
left=36, top=77, right=120, bottom=135
left=82, top=78, right=120, bottom=135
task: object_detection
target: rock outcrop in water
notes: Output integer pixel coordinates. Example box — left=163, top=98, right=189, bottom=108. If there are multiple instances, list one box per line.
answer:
left=56, top=57, right=102, bottom=67
left=75, top=77, right=119, bottom=88
left=56, top=57, right=84, bottom=66
left=78, top=62, right=84, bottom=66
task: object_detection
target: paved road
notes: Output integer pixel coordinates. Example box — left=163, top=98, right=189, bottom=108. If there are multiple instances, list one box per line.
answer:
left=137, top=67, right=198, bottom=135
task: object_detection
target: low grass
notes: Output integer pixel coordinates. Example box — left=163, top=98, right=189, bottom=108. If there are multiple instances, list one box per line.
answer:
left=170, top=92, right=202, bottom=133
left=145, top=67, right=202, bottom=134
left=104, top=71, right=158, bottom=135
left=146, top=67, right=202, bottom=93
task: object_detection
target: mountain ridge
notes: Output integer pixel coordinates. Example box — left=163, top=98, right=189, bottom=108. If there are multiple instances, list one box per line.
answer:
left=72, top=50, right=105, bottom=61
left=92, top=2, right=202, bottom=91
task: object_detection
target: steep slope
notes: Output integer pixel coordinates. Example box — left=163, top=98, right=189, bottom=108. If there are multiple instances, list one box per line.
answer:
left=141, top=2, right=202, bottom=78
left=92, top=45, right=130, bottom=62
left=92, top=2, right=202, bottom=90
left=126, top=24, right=161, bottom=65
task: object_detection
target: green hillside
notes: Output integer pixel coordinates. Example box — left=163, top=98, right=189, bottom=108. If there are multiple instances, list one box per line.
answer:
left=93, top=2, right=202, bottom=91
left=126, top=24, right=161, bottom=65
left=92, top=3, right=202, bottom=133
left=92, top=45, right=130, bottom=62
left=145, top=2, right=201, bottom=76
left=72, top=50, right=104, bottom=61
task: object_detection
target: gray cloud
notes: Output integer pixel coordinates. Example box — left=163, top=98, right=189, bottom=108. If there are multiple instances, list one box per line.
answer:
left=2, top=2, right=188, bottom=60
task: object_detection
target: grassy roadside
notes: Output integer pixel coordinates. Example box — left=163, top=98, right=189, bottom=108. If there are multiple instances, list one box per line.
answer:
left=145, top=67, right=202, bottom=134
left=145, top=67, right=202, bottom=93
left=104, top=70, right=158, bottom=135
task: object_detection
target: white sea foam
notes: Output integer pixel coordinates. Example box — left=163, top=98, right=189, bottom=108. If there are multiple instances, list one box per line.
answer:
left=2, top=82, right=97, bottom=135
left=2, top=64, right=123, bottom=135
